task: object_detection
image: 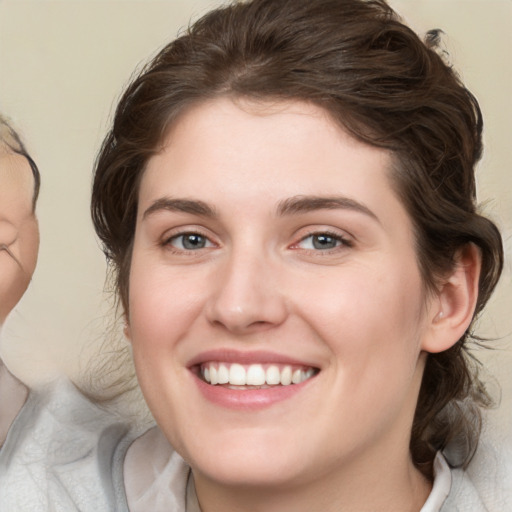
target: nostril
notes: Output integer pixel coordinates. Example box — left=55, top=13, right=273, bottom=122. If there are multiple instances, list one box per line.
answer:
left=205, top=277, right=288, bottom=332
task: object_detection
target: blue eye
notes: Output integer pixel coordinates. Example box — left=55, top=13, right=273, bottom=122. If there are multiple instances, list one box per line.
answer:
left=298, top=233, right=346, bottom=250
left=168, top=233, right=213, bottom=250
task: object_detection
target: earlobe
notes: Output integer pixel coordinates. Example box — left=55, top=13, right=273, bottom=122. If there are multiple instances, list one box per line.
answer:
left=422, top=244, right=481, bottom=354
left=123, top=318, right=132, bottom=342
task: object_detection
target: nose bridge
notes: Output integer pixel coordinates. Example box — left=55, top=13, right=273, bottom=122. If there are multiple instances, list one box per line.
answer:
left=206, top=241, right=286, bottom=332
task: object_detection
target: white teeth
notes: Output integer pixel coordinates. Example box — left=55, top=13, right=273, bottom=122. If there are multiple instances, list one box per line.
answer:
left=266, top=365, right=281, bottom=385
left=201, top=362, right=316, bottom=387
left=217, top=364, right=229, bottom=384
left=280, top=366, right=292, bottom=385
left=247, top=364, right=266, bottom=386
left=229, top=363, right=246, bottom=385
left=210, top=366, right=218, bottom=385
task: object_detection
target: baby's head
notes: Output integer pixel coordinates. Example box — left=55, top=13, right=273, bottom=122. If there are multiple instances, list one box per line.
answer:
left=0, top=116, right=40, bottom=324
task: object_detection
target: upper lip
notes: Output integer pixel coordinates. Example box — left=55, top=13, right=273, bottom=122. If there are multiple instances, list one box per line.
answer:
left=187, top=349, right=319, bottom=369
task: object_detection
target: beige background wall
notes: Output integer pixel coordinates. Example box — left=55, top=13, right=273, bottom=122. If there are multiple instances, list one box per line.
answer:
left=0, top=0, right=510, bottom=424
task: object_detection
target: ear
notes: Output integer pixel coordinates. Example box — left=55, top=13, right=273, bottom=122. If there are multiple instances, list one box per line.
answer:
left=123, top=316, right=132, bottom=343
left=421, top=243, right=481, bottom=354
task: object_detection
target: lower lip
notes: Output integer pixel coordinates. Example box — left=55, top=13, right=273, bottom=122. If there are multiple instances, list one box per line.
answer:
left=192, top=373, right=315, bottom=410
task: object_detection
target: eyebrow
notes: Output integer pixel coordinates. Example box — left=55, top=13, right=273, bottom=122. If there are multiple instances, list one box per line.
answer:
left=143, top=197, right=218, bottom=220
left=276, top=195, right=380, bottom=223
left=142, top=194, right=379, bottom=223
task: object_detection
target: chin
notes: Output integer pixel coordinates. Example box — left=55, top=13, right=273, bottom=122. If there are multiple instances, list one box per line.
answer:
left=179, top=428, right=316, bottom=489
left=192, top=455, right=305, bottom=489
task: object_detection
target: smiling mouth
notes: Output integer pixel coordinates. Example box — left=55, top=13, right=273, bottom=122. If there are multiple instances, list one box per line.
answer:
left=198, top=362, right=319, bottom=389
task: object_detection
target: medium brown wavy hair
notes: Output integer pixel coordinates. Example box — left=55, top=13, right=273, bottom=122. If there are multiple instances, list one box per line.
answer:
left=91, top=0, right=503, bottom=478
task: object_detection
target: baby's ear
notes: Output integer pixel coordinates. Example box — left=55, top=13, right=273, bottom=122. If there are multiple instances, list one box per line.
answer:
left=421, top=243, right=481, bottom=354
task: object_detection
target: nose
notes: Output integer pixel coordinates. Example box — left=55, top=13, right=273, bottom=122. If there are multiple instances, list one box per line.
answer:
left=205, top=247, right=288, bottom=334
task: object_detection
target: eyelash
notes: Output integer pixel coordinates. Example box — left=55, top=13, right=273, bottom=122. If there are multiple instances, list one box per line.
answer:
left=162, top=230, right=216, bottom=253
left=161, top=229, right=352, bottom=255
left=292, top=230, right=353, bottom=253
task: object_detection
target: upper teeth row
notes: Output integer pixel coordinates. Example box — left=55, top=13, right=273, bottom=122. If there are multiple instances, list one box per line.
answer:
left=201, top=363, right=315, bottom=386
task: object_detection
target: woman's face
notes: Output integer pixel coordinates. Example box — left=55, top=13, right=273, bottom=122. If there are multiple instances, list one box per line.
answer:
left=0, top=150, right=39, bottom=324
left=127, top=98, right=438, bottom=489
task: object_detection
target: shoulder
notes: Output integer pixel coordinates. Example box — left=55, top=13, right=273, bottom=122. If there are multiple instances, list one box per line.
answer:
left=439, top=435, right=512, bottom=512
left=124, top=426, right=191, bottom=512
left=0, top=378, right=137, bottom=512
left=440, top=466, right=487, bottom=511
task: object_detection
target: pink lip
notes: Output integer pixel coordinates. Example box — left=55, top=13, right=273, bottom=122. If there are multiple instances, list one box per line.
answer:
left=192, top=373, right=315, bottom=410
left=188, top=349, right=318, bottom=411
left=187, top=349, right=314, bottom=367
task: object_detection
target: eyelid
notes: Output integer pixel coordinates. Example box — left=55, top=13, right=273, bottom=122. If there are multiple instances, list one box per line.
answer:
left=161, top=226, right=219, bottom=251
left=169, top=233, right=214, bottom=249
left=289, top=228, right=354, bottom=251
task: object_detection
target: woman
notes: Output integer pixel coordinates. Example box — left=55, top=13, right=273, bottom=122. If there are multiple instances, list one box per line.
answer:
left=92, top=0, right=505, bottom=510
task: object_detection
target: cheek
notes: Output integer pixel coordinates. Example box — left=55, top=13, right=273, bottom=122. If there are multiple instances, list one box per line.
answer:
left=19, top=219, right=39, bottom=275
left=127, top=255, right=206, bottom=355
left=302, top=270, right=427, bottom=438
left=299, top=262, right=426, bottom=381
left=126, top=257, right=215, bottom=451
left=0, top=220, right=18, bottom=246
left=0, top=259, right=31, bottom=323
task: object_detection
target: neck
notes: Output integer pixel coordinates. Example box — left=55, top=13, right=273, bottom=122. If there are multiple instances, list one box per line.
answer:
left=193, top=444, right=431, bottom=512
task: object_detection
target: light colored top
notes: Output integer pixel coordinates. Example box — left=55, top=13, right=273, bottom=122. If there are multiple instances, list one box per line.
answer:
left=0, top=359, right=27, bottom=447
left=0, top=375, right=510, bottom=511
left=127, top=427, right=510, bottom=512
left=0, top=378, right=135, bottom=511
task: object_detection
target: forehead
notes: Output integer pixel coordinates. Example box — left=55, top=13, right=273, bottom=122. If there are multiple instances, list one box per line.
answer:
left=141, top=98, right=395, bottom=204
left=138, top=98, right=418, bottom=250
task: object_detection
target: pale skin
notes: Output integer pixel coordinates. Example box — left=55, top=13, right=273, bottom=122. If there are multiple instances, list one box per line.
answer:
left=0, top=148, right=39, bottom=324
left=125, top=98, right=481, bottom=512
left=0, top=146, right=39, bottom=447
